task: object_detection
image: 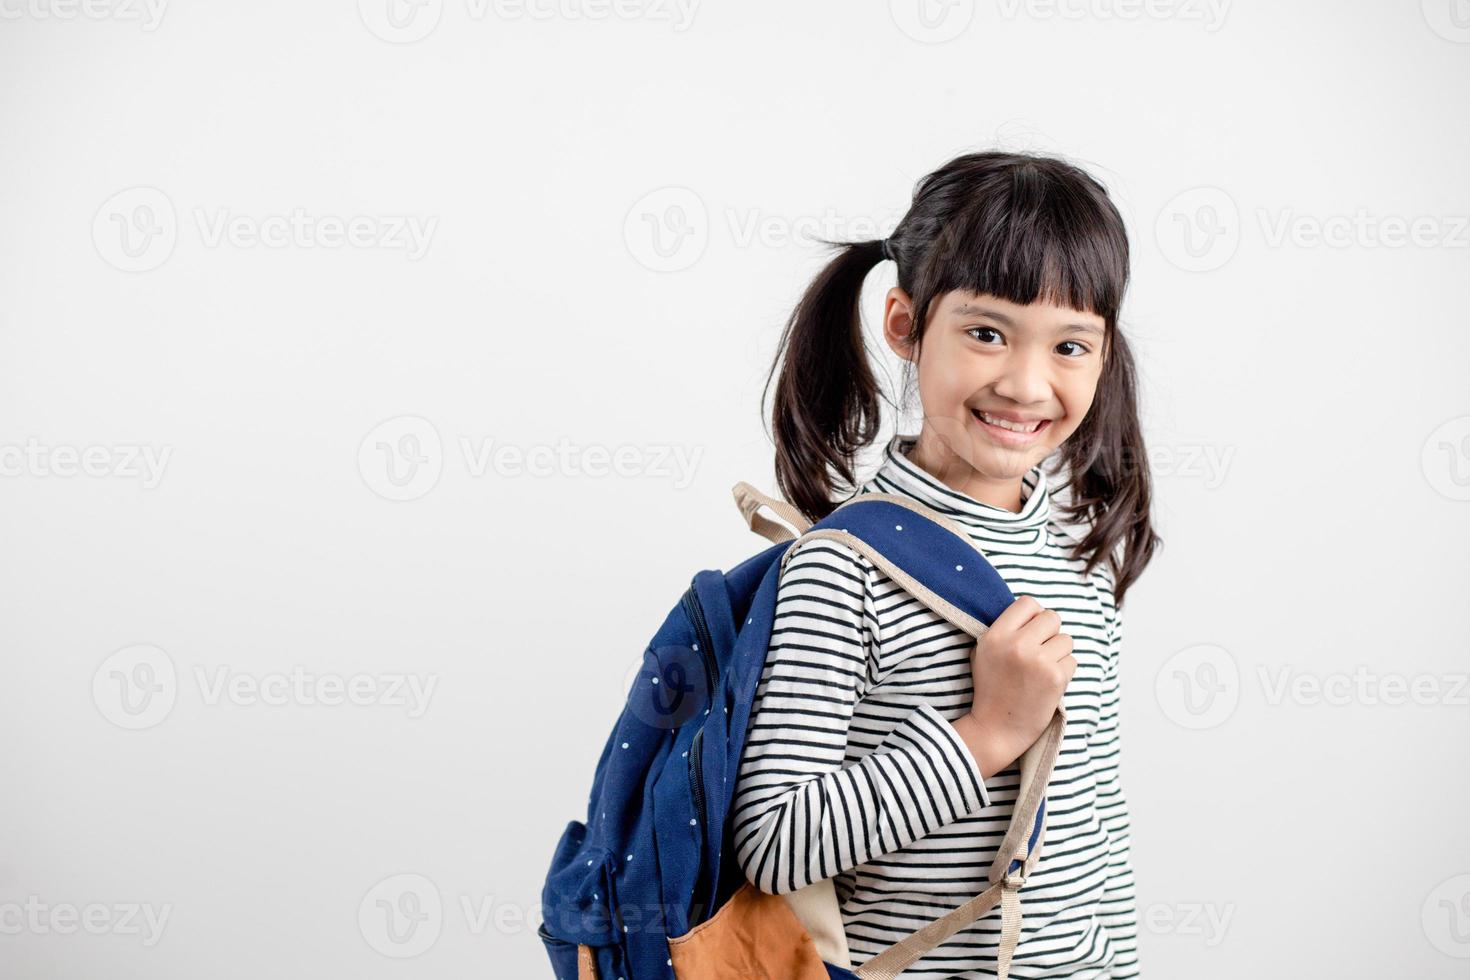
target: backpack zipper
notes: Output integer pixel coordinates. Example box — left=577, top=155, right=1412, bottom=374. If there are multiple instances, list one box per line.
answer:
left=688, top=726, right=707, bottom=828
left=679, top=580, right=717, bottom=696
left=680, top=578, right=717, bottom=927
left=687, top=724, right=709, bottom=924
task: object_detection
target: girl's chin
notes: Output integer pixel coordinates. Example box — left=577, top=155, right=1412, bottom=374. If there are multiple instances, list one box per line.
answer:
left=977, top=440, right=1055, bottom=472
left=974, top=454, right=1041, bottom=478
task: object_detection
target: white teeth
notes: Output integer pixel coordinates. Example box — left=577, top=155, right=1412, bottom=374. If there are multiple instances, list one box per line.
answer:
left=978, top=411, right=1043, bottom=433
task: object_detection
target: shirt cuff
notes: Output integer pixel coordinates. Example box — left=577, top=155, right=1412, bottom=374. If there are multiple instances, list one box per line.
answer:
left=902, top=701, right=992, bottom=816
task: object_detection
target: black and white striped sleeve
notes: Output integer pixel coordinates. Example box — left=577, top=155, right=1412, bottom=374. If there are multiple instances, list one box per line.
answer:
left=729, top=538, right=991, bottom=897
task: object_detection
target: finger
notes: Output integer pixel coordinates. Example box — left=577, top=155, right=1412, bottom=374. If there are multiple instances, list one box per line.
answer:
left=995, top=595, right=1046, bottom=633
left=1015, top=607, right=1063, bottom=646
left=1039, top=634, right=1075, bottom=663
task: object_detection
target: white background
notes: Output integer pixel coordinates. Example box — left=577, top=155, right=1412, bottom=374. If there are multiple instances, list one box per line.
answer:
left=2, top=1, right=1469, bottom=977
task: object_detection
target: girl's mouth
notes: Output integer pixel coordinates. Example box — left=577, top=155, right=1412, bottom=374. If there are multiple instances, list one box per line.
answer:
left=971, top=409, right=1053, bottom=446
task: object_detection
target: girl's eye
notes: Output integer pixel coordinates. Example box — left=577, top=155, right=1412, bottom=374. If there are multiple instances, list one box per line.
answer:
left=967, top=327, right=1090, bottom=358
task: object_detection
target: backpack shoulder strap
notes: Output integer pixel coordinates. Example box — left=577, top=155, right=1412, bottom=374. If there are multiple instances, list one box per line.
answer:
left=778, top=491, right=1068, bottom=980
left=791, top=491, right=1015, bottom=637
left=731, top=481, right=811, bottom=544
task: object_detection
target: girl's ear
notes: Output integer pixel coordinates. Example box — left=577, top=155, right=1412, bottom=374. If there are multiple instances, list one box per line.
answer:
left=881, top=286, right=919, bottom=363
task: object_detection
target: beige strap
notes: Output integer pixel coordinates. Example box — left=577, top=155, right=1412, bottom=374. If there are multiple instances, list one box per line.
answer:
left=850, top=879, right=1014, bottom=980
left=769, top=489, right=1070, bottom=980
left=731, top=481, right=812, bottom=544
left=997, top=879, right=1023, bottom=976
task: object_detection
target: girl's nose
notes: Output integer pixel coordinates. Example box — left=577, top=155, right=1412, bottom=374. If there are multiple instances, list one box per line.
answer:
left=990, top=353, right=1054, bottom=406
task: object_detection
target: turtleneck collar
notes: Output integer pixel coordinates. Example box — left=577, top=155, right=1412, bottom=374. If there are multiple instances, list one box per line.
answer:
left=856, top=432, right=1052, bottom=556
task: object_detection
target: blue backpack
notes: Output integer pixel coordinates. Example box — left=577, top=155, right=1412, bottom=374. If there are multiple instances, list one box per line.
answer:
left=538, top=482, right=1068, bottom=980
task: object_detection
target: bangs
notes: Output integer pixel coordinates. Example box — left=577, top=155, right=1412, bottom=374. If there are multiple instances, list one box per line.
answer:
left=922, top=163, right=1129, bottom=325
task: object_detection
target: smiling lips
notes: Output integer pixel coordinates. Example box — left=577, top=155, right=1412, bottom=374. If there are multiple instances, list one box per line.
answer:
left=972, top=408, right=1053, bottom=444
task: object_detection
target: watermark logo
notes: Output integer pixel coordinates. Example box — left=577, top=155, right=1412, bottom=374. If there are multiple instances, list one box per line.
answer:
left=92, top=645, right=438, bottom=729
left=93, top=187, right=177, bottom=273
left=351, top=876, right=726, bottom=945
left=1156, top=648, right=1469, bottom=729
left=359, top=0, right=443, bottom=42
left=1155, top=186, right=1240, bottom=273
left=1422, top=0, right=1470, bottom=43
left=93, top=644, right=177, bottom=730
left=93, top=188, right=438, bottom=271
left=1422, top=415, right=1470, bottom=502
left=624, top=187, right=708, bottom=272
left=725, top=206, right=903, bottom=252
left=358, top=415, right=444, bottom=502
left=621, top=644, right=712, bottom=729
left=1158, top=188, right=1470, bottom=270
left=1424, top=873, right=1470, bottom=957
left=357, top=415, right=705, bottom=500
left=889, top=0, right=976, bottom=43
left=1154, top=643, right=1239, bottom=729
left=628, top=189, right=907, bottom=270
left=359, top=873, right=443, bottom=957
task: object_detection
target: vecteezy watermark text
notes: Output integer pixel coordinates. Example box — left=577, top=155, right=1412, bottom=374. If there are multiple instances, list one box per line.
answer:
left=358, top=416, right=704, bottom=501
left=93, top=644, right=439, bottom=730
left=0, top=438, right=171, bottom=488
left=193, top=666, right=437, bottom=717
left=1154, top=643, right=1470, bottom=730
left=93, top=187, right=438, bottom=272
left=192, top=208, right=436, bottom=260
left=358, top=0, right=700, bottom=43
left=0, top=0, right=167, bottom=30
left=1155, top=186, right=1470, bottom=272
left=0, top=897, right=172, bottom=946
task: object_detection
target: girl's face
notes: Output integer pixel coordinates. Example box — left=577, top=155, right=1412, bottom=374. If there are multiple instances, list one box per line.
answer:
left=881, top=288, right=1108, bottom=511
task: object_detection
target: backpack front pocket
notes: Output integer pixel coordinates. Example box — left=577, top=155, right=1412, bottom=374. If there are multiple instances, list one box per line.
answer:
left=540, top=819, right=631, bottom=978
left=666, top=879, right=833, bottom=979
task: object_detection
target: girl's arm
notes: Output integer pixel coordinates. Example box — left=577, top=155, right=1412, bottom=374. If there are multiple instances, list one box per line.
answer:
left=730, top=539, right=992, bottom=897
left=1090, top=600, right=1141, bottom=978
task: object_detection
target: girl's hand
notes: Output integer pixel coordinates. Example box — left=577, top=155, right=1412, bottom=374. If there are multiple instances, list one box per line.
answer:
left=953, top=596, right=1076, bottom=780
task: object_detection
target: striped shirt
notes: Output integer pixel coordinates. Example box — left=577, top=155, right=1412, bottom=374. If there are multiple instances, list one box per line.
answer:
left=731, top=433, right=1140, bottom=979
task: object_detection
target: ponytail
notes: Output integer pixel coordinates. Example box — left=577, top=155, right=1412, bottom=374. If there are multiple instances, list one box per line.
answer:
left=761, top=239, right=890, bottom=525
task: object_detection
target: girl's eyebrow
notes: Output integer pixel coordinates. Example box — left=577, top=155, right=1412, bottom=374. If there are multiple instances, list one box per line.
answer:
left=952, top=303, right=1104, bottom=337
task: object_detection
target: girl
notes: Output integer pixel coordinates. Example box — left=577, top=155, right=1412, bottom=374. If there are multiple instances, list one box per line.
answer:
left=730, top=151, right=1159, bottom=979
